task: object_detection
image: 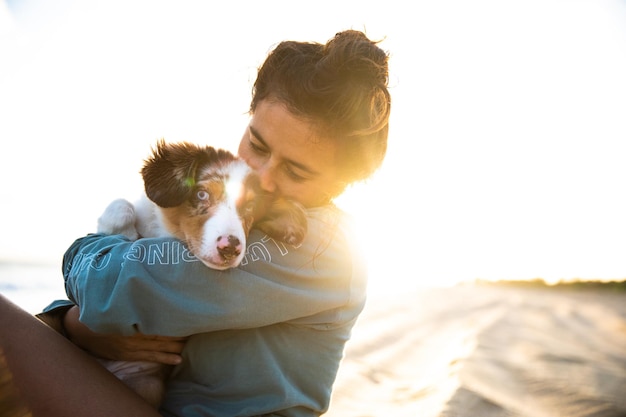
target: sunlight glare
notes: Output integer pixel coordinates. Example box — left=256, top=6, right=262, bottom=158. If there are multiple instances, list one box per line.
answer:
left=226, top=175, right=244, bottom=202
left=1, top=0, right=625, bottom=287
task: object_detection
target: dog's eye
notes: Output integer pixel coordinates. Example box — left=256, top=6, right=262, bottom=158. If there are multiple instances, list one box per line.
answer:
left=196, top=190, right=210, bottom=201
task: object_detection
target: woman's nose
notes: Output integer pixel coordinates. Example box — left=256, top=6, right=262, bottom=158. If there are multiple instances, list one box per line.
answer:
left=256, top=164, right=277, bottom=193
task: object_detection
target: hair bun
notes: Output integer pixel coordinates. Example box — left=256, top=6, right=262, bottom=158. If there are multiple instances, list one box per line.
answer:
left=324, top=30, right=389, bottom=87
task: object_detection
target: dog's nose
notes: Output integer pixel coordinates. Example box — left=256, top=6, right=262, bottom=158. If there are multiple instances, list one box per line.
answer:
left=217, top=235, right=242, bottom=260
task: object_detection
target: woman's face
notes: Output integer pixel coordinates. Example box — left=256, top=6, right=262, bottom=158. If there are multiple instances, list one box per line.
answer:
left=238, top=100, right=342, bottom=208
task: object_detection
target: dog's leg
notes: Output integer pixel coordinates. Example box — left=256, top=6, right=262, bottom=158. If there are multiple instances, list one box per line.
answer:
left=255, top=198, right=308, bottom=246
left=97, top=198, right=140, bottom=240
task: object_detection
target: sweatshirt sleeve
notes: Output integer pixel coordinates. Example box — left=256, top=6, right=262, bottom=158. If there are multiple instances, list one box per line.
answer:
left=63, top=207, right=365, bottom=337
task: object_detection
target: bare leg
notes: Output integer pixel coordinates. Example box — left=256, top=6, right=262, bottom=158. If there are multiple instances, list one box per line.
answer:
left=0, top=295, right=161, bottom=417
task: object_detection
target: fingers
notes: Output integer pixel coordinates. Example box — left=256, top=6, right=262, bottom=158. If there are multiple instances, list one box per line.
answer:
left=64, top=306, right=188, bottom=364
left=101, top=334, right=187, bottom=364
left=124, top=350, right=184, bottom=366
left=113, top=337, right=186, bottom=365
left=127, top=334, right=187, bottom=354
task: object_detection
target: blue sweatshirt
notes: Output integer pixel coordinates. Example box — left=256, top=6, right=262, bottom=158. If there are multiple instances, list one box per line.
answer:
left=57, top=205, right=367, bottom=417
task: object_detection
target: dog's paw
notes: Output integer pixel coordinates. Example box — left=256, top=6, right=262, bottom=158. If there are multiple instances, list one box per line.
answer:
left=97, top=198, right=139, bottom=240
left=281, top=225, right=306, bottom=247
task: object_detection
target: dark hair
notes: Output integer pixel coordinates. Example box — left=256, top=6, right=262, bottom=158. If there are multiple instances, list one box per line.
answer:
left=250, top=30, right=391, bottom=188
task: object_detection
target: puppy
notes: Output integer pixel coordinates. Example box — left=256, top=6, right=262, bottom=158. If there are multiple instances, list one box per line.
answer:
left=95, top=139, right=307, bottom=406
left=99, top=139, right=307, bottom=268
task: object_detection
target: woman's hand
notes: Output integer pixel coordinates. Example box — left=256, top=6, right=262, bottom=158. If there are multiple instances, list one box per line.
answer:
left=64, top=306, right=187, bottom=365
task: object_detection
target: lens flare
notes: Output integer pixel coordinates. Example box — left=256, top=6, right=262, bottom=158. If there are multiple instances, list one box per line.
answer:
left=225, top=176, right=244, bottom=200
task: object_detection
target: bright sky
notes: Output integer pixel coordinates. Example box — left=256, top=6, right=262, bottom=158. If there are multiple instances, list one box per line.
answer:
left=1, top=0, right=625, bottom=291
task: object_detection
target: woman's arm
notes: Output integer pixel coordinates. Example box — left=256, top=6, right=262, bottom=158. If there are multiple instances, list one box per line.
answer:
left=64, top=208, right=360, bottom=337
left=0, top=294, right=162, bottom=417
left=63, top=305, right=186, bottom=364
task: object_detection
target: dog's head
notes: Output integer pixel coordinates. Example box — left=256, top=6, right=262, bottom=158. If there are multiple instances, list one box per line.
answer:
left=141, top=140, right=306, bottom=270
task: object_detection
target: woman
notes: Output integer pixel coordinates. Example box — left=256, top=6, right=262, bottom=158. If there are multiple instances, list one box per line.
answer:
left=0, top=29, right=390, bottom=417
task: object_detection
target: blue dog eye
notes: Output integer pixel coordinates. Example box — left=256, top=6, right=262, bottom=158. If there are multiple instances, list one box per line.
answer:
left=196, top=190, right=209, bottom=201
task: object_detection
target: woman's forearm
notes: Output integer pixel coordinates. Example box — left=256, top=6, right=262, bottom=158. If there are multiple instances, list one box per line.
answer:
left=63, top=227, right=354, bottom=336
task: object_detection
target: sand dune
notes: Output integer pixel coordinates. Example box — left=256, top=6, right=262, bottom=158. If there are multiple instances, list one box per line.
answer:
left=325, top=286, right=626, bottom=417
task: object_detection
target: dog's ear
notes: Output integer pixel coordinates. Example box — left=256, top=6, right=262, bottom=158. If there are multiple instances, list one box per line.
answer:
left=241, top=172, right=308, bottom=246
left=142, top=140, right=235, bottom=208
left=255, top=197, right=308, bottom=246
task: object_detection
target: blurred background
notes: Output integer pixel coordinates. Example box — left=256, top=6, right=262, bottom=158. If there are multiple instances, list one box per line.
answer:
left=1, top=0, right=626, bottom=307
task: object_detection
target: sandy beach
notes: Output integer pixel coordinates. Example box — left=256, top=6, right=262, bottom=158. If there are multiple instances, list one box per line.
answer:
left=325, top=285, right=626, bottom=417
left=2, top=266, right=625, bottom=416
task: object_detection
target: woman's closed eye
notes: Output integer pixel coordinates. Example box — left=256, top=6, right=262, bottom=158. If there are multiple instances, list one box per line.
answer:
left=248, top=137, right=269, bottom=156
left=248, top=134, right=307, bottom=182
left=283, top=164, right=308, bottom=182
